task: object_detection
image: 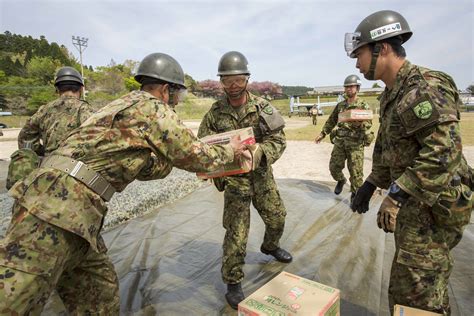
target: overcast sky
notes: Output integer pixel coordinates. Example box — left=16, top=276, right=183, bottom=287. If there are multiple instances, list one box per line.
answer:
left=1, top=0, right=473, bottom=89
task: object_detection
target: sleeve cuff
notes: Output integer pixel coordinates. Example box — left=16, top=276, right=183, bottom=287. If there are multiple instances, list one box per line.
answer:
left=366, top=174, right=389, bottom=189
left=395, top=174, right=439, bottom=206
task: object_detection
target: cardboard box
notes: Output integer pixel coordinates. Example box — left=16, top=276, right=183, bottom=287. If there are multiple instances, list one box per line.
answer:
left=338, top=109, right=373, bottom=122
left=238, top=271, right=340, bottom=316
left=196, top=127, right=255, bottom=179
left=394, top=305, right=442, bottom=316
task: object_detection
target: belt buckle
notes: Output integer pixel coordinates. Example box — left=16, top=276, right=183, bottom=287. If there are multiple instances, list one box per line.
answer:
left=70, top=161, right=85, bottom=177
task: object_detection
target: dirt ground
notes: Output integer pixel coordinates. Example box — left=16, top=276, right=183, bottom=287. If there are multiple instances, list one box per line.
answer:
left=2, top=119, right=474, bottom=194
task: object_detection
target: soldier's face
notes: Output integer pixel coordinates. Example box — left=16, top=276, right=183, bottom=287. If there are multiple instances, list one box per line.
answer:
left=355, top=46, right=373, bottom=80
left=344, top=85, right=358, bottom=98
left=221, top=75, right=248, bottom=99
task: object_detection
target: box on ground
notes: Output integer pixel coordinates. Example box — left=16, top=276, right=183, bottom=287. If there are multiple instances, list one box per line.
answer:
left=197, top=127, right=255, bottom=179
left=338, top=109, right=373, bottom=122
left=238, top=271, right=340, bottom=316
left=394, top=305, right=442, bottom=316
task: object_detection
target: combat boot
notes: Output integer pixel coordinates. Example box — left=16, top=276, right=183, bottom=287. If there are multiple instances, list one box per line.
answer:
left=225, top=283, right=244, bottom=310
left=350, top=192, right=356, bottom=204
left=261, top=246, right=293, bottom=263
left=334, top=179, right=346, bottom=195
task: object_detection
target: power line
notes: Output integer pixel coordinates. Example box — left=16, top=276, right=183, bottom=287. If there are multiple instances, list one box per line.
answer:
left=72, top=36, right=88, bottom=98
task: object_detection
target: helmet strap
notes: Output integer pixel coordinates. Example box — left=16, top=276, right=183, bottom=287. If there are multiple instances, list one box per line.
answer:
left=367, top=43, right=381, bottom=80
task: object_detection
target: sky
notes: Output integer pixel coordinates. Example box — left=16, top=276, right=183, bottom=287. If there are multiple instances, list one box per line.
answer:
left=1, top=0, right=473, bottom=90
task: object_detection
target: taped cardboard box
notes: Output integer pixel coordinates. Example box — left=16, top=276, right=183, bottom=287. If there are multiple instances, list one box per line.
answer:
left=394, top=305, right=442, bottom=316
left=238, top=271, right=340, bottom=316
left=338, top=109, right=373, bottom=122
left=197, top=127, right=255, bottom=179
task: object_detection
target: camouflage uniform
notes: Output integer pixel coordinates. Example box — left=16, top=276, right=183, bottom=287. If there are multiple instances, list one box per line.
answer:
left=17, top=95, right=93, bottom=155
left=6, top=96, right=93, bottom=189
left=198, top=92, right=287, bottom=284
left=321, top=97, right=372, bottom=193
left=366, top=61, right=472, bottom=314
left=310, top=107, right=318, bottom=125
left=0, top=90, right=236, bottom=315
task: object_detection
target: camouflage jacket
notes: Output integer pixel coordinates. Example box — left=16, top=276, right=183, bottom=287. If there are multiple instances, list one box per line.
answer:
left=367, top=60, right=467, bottom=206
left=321, top=97, right=372, bottom=141
left=9, top=90, right=235, bottom=251
left=198, top=92, right=286, bottom=193
left=18, top=95, right=93, bottom=155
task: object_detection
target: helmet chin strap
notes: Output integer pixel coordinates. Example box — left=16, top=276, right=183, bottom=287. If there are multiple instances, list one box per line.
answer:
left=225, top=83, right=248, bottom=100
left=366, top=42, right=381, bottom=80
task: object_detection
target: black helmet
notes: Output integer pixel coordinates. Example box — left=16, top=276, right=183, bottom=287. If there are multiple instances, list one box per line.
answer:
left=343, top=75, right=362, bottom=87
left=54, top=67, right=84, bottom=86
left=217, top=51, right=250, bottom=76
left=345, top=10, right=412, bottom=58
left=135, top=53, right=185, bottom=88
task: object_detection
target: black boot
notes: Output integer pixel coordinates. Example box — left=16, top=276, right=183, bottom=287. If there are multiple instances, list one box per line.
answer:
left=261, top=246, right=293, bottom=263
left=350, top=192, right=355, bottom=205
left=225, top=283, right=244, bottom=310
left=334, top=179, right=346, bottom=195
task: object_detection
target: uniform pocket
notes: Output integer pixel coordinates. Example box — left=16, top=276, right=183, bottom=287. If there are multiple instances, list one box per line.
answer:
left=432, top=184, right=472, bottom=228
left=0, top=242, right=58, bottom=276
left=396, top=248, right=450, bottom=271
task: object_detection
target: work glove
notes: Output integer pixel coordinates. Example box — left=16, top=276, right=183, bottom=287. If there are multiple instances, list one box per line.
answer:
left=351, top=181, right=377, bottom=214
left=247, top=144, right=264, bottom=170
left=376, top=195, right=402, bottom=233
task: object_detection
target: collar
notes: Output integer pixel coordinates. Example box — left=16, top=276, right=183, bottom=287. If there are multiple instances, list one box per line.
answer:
left=380, top=60, right=413, bottom=105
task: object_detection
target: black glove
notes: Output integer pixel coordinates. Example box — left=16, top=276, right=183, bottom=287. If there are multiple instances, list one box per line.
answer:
left=351, top=181, right=377, bottom=214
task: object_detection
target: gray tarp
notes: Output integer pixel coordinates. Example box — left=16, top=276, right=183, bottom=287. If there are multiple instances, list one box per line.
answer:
left=45, top=179, right=473, bottom=315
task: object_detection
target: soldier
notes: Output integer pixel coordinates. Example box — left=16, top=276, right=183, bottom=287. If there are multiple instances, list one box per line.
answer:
left=6, top=67, right=93, bottom=189
left=198, top=51, right=292, bottom=310
left=348, top=10, right=472, bottom=314
left=310, top=105, right=318, bottom=125
left=0, top=53, right=246, bottom=315
left=315, top=75, right=373, bottom=201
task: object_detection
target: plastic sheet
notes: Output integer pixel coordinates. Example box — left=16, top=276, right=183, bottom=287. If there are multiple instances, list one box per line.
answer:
left=44, top=179, right=474, bottom=315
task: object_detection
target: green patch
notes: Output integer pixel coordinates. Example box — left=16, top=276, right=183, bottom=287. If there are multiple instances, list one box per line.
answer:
left=263, top=106, right=273, bottom=115
left=413, top=101, right=433, bottom=119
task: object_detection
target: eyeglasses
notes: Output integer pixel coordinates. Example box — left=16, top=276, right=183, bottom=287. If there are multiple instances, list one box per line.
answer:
left=220, top=76, right=248, bottom=87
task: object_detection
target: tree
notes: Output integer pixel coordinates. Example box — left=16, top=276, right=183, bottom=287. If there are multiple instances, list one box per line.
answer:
left=26, top=56, right=60, bottom=85
left=124, top=76, right=140, bottom=91
left=467, top=85, right=474, bottom=94
left=248, top=81, right=282, bottom=97
left=196, top=80, right=222, bottom=97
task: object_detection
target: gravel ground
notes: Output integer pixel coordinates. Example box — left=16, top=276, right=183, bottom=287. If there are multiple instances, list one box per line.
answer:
left=0, top=168, right=204, bottom=238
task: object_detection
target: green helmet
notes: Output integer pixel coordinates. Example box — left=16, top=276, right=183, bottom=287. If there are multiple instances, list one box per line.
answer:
left=344, top=75, right=361, bottom=87
left=54, top=67, right=84, bottom=86
left=345, top=10, right=412, bottom=58
left=217, top=51, right=250, bottom=76
left=135, top=53, right=185, bottom=88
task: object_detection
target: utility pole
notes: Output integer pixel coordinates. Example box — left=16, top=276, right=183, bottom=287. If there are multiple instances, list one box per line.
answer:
left=72, top=36, right=88, bottom=98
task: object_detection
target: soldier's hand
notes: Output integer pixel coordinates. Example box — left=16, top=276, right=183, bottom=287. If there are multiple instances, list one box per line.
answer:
left=351, top=181, right=377, bottom=214
left=314, top=133, right=325, bottom=144
left=376, top=195, right=401, bottom=233
left=228, top=135, right=245, bottom=157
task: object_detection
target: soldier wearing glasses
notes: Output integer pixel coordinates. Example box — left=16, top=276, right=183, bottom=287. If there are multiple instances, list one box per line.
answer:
left=198, top=51, right=292, bottom=310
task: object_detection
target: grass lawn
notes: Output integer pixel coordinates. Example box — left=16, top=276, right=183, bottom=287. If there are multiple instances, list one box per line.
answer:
left=285, top=112, right=474, bottom=145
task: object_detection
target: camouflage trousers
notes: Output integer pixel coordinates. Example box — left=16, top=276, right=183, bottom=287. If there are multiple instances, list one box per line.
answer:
left=0, top=203, right=120, bottom=315
left=329, top=141, right=364, bottom=193
left=389, top=183, right=472, bottom=315
left=222, top=170, right=286, bottom=284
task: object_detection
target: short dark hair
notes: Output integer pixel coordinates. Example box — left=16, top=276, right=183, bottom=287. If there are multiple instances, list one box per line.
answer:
left=371, top=36, right=407, bottom=57
left=56, top=82, right=82, bottom=93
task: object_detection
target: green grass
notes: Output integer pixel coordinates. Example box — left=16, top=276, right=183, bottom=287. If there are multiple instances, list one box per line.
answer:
left=285, top=113, right=474, bottom=145
left=0, top=115, right=29, bottom=128
left=175, top=94, right=214, bottom=119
